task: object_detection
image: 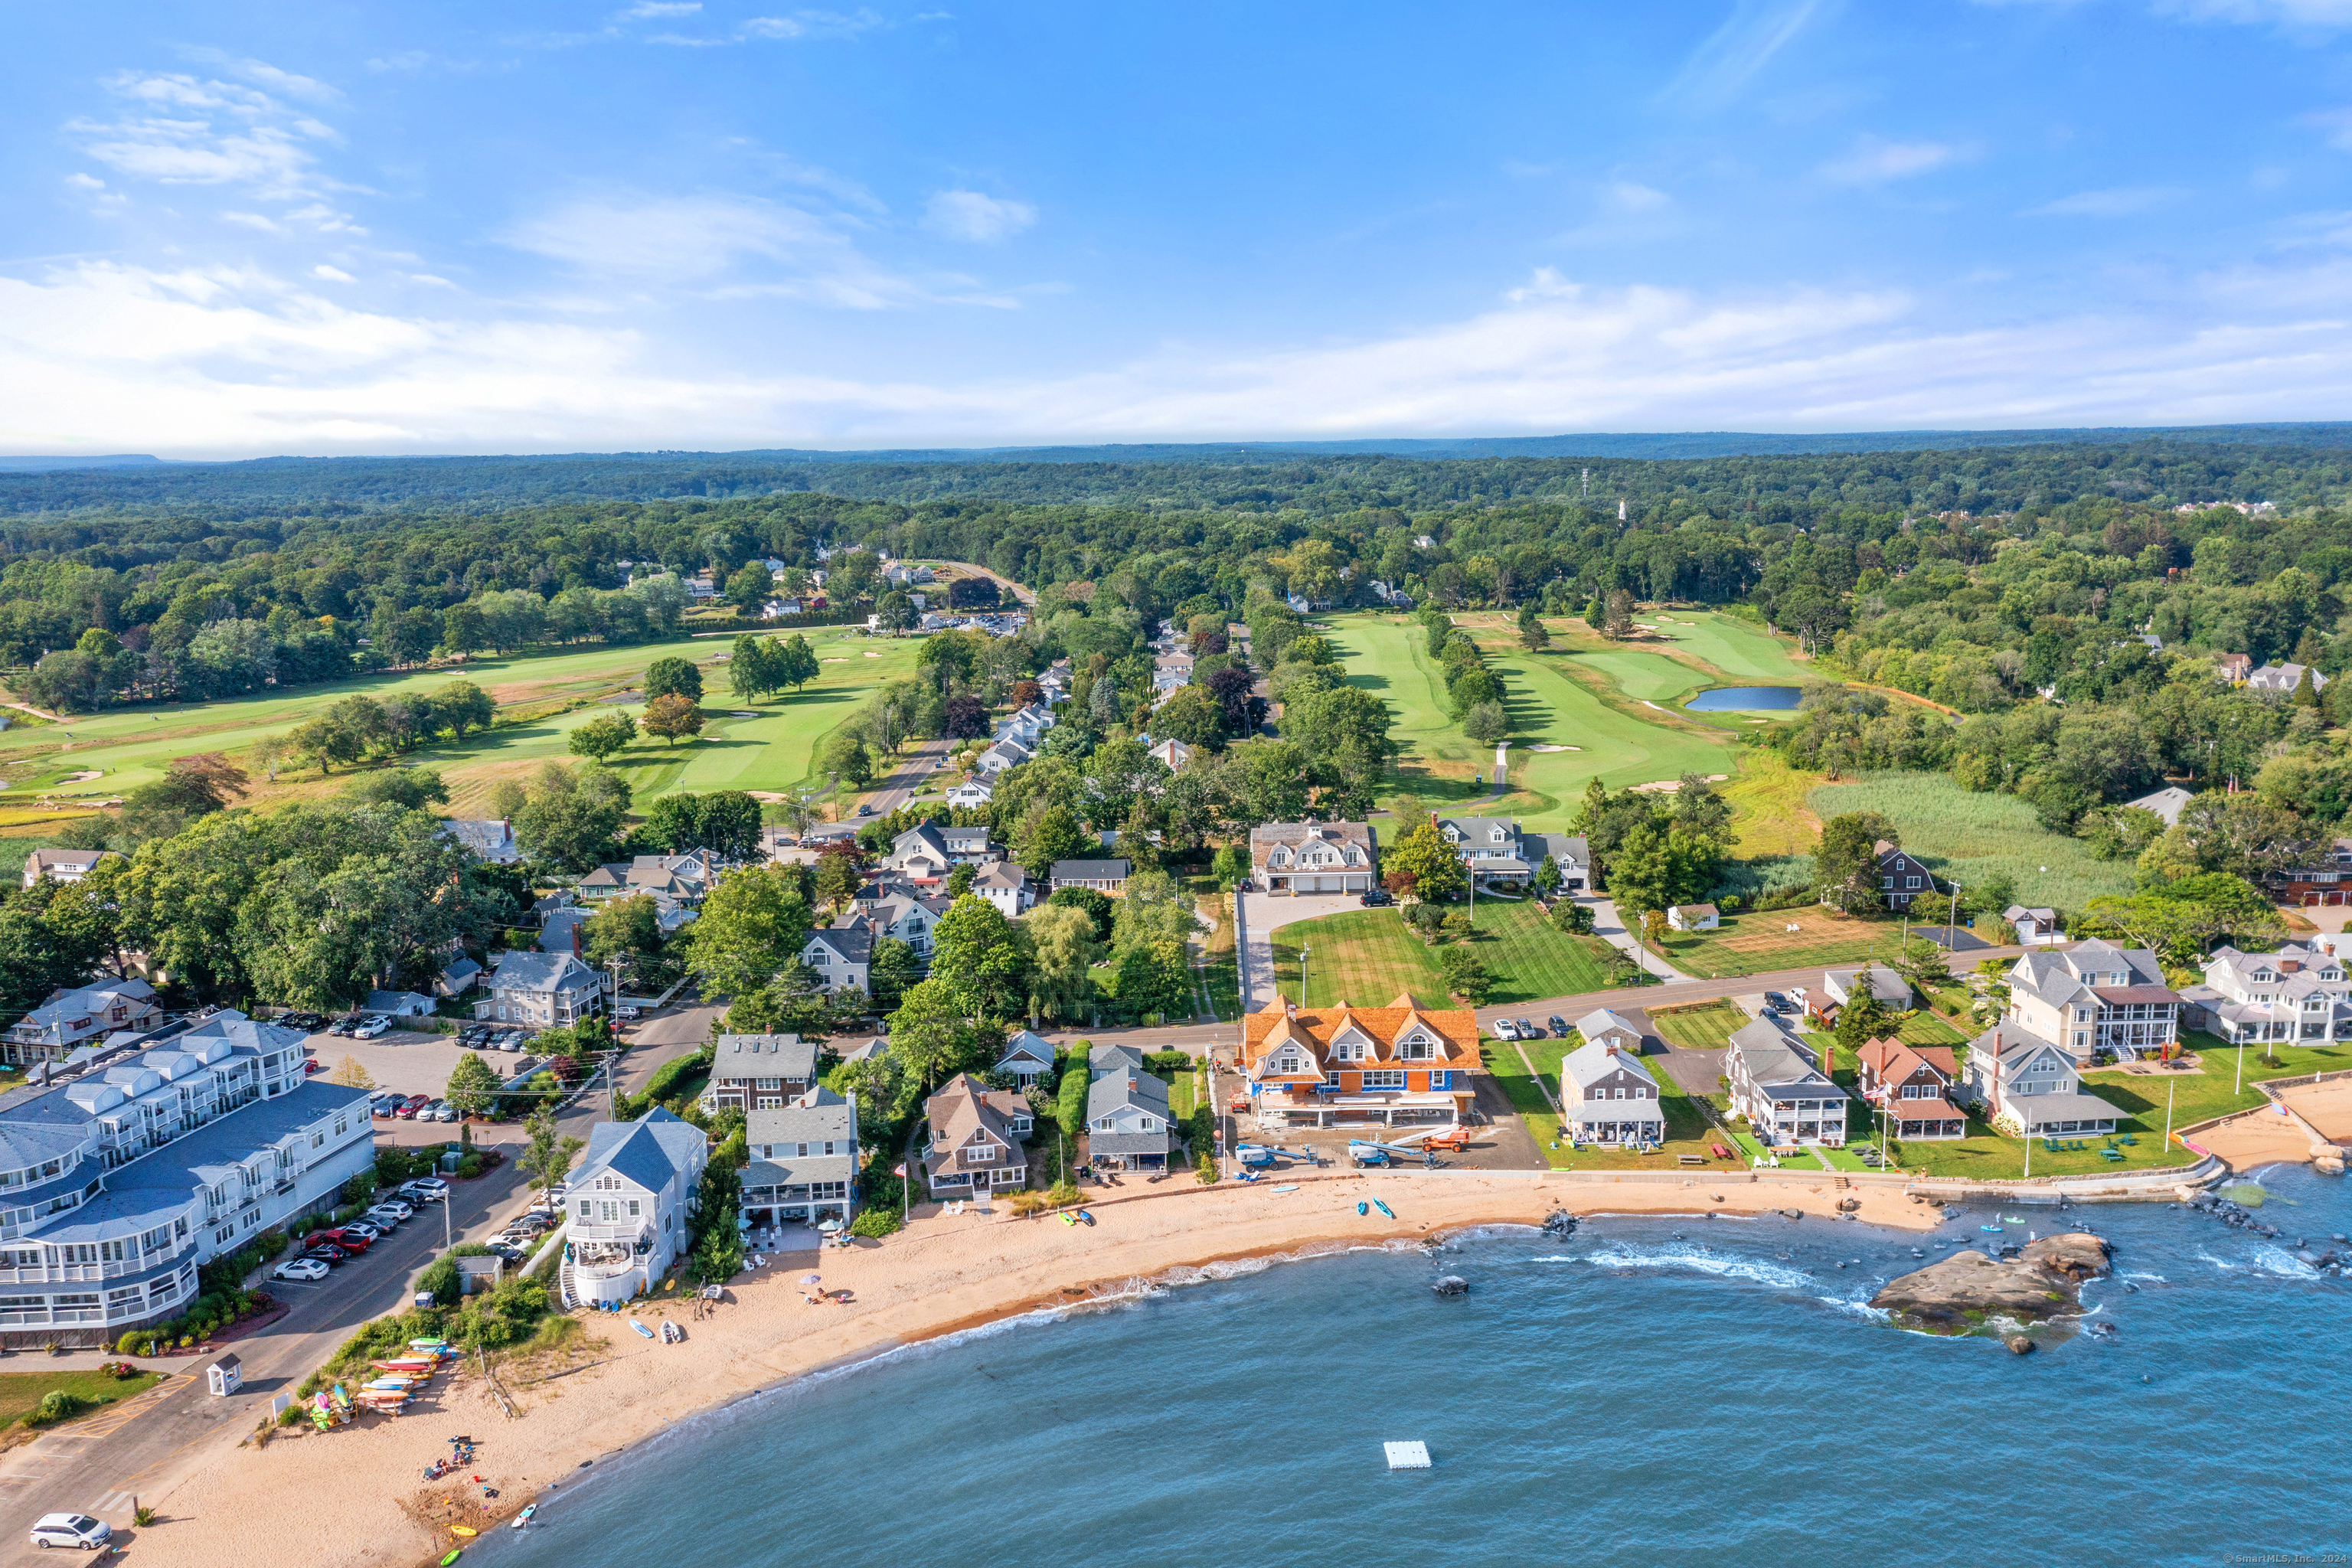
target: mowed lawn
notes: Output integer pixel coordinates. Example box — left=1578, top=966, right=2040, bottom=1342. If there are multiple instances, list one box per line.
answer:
left=1653, top=908, right=1907, bottom=978
left=1478, top=645, right=1736, bottom=831
left=1320, top=613, right=1497, bottom=808
left=1269, top=899, right=1621, bottom=1008
left=1557, top=647, right=1704, bottom=703
left=0, top=629, right=923, bottom=818
left=1642, top=610, right=1812, bottom=684
left=0, top=1367, right=165, bottom=1428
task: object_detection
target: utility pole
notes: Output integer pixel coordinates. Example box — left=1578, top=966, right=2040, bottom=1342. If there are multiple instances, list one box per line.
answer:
left=1948, top=883, right=1961, bottom=951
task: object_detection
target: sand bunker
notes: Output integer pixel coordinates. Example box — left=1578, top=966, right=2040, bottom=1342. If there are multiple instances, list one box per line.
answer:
left=1526, top=743, right=1580, bottom=753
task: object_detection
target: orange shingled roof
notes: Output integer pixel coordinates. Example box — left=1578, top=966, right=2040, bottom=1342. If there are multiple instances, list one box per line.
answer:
left=1241, top=998, right=1482, bottom=1073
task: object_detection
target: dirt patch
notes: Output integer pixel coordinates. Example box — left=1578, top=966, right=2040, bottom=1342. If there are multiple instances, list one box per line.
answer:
left=2281, top=1077, right=2352, bottom=1142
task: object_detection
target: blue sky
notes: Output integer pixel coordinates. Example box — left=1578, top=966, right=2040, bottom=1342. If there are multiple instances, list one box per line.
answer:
left=11, top=1, right=2352, bottom=455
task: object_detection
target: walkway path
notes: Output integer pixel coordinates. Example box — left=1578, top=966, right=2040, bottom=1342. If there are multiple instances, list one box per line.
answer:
left=1587, top=895, right=1685, bottom=980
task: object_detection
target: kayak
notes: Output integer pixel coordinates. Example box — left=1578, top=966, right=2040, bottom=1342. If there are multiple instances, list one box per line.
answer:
left=511, top=1506, right=537, bottom=1530
left=1060, top=1212, right=1077, bottom=1227
left=1373, top=1199, right=1395, bottom=1219
left=1356, top=1201, right=1367, bottom=1216
left=439, top=1553, right=462, bottom=1566
left=452, top=1527, right=478, bottom=1537
left=1077, top=1210, right=1096, bottom=1226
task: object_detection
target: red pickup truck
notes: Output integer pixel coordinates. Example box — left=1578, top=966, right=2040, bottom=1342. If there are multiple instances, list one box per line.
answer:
left=302, top=1228, right=371, bottom=1253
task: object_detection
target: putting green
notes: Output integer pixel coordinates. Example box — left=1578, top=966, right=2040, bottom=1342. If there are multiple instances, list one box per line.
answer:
left=1558, top=648, right=1704, bottom=703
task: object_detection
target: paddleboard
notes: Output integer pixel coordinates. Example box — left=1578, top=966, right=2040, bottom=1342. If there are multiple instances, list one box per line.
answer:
left=631, top=1320, right=655, bottom=1338
left=1270, top=1184, right=1300, bottom=1194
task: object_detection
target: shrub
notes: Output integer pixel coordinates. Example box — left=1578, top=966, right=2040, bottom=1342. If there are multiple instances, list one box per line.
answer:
left=1195, top=1152, right=1218, bottom=1184
left=25, top=1390, right=90, bottom=1428
left=115, top=1331, right=145, bottom=1356
left=848, top=1207, right=900, bottom=1239
left=1142, top=1050, right=1194, bottom=1074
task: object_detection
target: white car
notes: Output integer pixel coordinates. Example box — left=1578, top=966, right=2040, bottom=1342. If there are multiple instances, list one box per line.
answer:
left=352, top=1016, right=390, bottom=1040
left=1490, top=1018, right=1520, bottom=1041
left=402, top=1178, right=450, bottom=1202
left=273, top=1257, right=331, bottom=1283
left=29, top=1514, right=111, bottom=1550
left=368, top=1200, right=413, bottom=1223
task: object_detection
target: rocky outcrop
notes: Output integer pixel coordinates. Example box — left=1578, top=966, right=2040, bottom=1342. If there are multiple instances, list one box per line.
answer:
left=1870, top=1233, right=2112, bottom=1332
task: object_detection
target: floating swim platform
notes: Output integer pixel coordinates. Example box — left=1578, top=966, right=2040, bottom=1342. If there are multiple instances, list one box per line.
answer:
left=1383, top=1441, right=1432, bottom=1470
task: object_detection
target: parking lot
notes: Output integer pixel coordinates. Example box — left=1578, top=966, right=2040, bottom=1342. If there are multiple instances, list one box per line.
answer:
left=299, top=1023, right=535, bottom=1098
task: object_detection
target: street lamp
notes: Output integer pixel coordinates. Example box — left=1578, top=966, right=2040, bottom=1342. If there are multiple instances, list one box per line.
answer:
left=1299, top=945, right=1311, bottom=1010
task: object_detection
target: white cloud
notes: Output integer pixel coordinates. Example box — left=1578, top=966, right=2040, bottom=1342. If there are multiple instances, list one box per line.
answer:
left=1609, top=181, right=1671, bottom=211
left=2303, top=106, right=2352, bottom=149
left=1662, top=0, right=1832, bottom=108
left=64, top=173, right=106, bottom=191
left=312, top=264, right=354, bottom=282
left=1821, top=136, right=1962, bottom=185
left=2154, top=0, right=2352, bottom=27
left=2026, top=185, right=2188, bottom=215
left=69, top=70, right=347, bottom=203
left=501, top=193, right=978, bottom=308
left=741, top=9, right=884, bottom=40
left=625, top=1, right=703, bottom=15
left=181, top=50, right=341, bottom=103
left=17, top=250, right=2352, bottom=456
left=923, top=189, right=1036, bottom=243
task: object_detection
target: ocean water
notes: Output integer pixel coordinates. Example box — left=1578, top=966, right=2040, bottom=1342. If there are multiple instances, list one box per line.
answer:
left=479, top=1167, right=2352, bottom=1566
left=1686, top=684, right=1802, bottom=710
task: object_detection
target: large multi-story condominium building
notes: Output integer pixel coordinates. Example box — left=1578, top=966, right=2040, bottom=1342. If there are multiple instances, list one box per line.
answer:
left=0, top=1010, right=371, bottom=1346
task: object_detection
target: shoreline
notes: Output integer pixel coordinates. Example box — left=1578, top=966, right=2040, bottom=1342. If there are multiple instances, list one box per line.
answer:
left=117, top=1171, right=1939, bottom=1568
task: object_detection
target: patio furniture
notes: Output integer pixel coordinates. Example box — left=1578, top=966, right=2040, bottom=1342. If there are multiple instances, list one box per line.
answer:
left=2099, top=1148, right=2124, bottom=1161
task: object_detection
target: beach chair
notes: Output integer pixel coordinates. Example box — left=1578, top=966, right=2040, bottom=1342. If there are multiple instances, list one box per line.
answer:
left=2043, top=1138, right=2059, bottom=1153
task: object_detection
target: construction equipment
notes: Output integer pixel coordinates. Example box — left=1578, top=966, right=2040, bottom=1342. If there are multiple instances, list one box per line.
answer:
left=1234, top=1144, right=1277, bottom=1169
left=1349, top=1138, right=1441, bottom=1169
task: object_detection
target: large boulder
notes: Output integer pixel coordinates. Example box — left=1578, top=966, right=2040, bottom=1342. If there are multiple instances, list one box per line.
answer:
left=1870, top=1233, right=2112, bottom=1333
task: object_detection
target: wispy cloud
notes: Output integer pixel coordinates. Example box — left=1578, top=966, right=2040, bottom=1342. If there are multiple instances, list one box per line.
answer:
left=624, top=1, right=702, bottom=16
left=923, top=190, right=1036, bottom=242
left=1661, top=0, right=1834, bottom=108
left=312, top=263, right=354, bottom=282
left=181, top=49, right=341, bottom=103
left=2302, top=106, right=2352, bottom=149
left=1820, top=135, right=1964, bottom=184
left=68, top=68, right=351, bottom=205
left=2153, top=0, right=2352, bottom=30
left=2026, top=185, right=2188, bottom=215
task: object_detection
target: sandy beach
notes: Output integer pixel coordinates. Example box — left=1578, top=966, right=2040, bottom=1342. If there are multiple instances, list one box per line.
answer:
left=118, top=1170, right=1929, bottom=1568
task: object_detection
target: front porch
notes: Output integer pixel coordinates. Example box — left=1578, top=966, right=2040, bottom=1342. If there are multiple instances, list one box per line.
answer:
left=1250, top=1089, right=1465, bottom=1129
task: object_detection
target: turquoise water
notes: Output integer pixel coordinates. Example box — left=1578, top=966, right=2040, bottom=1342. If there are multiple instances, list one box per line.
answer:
left=1687, top=685, right=1802, bottom=710
left=479, top=1168, right=2352, bottom=1566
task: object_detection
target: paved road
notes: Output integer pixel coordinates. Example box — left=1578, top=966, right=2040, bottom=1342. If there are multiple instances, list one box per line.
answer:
left=861, top=734, right=951, bottom=816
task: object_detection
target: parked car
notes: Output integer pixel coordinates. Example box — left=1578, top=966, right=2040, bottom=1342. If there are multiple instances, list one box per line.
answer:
left=617, top=1005, right=642, bottom=1021
left=28, top=1514, right=111, bottom=1550
left=485, top=1242, right=528, bottom=1264
left=277, top=1011, right=325, bottom=1032
left=371, top=1093, right=400, bottom=1118
left=1516, top=1018, right=1540, bottom=1039
left=353, top=1016, right=391, bottom=1040
left=302, top=1057, right=324, bottom=1074
left=328, top=1019, right=356, bottom=1037
left=298, top=1243, right=350, bottom=1266
left=273, top=1257, right=332, bottom=1283
left=1762, top=991, right=1792, bottom=1015
left=303, top=1228, right=371, bottom=1253
left=499, top=1034, right=525, bottom=1053
left=505, top=1212, right=553, bottom=1235
left=364, top=1204, right=411, bottom=1227
left=402, top=1177, right=450, bottom=1201
left=1491, top=1018, right=1519, bottom=1040
left=1358, top=888, right=1393, bottom=907
left=335, top=1221, right=384, bottom=1242
left=430, top=1101, right=459, bottom=1123
left=1547, top=1015, right=1570, bottom=1036
left=394, top=1095, right=430, bottom=1119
